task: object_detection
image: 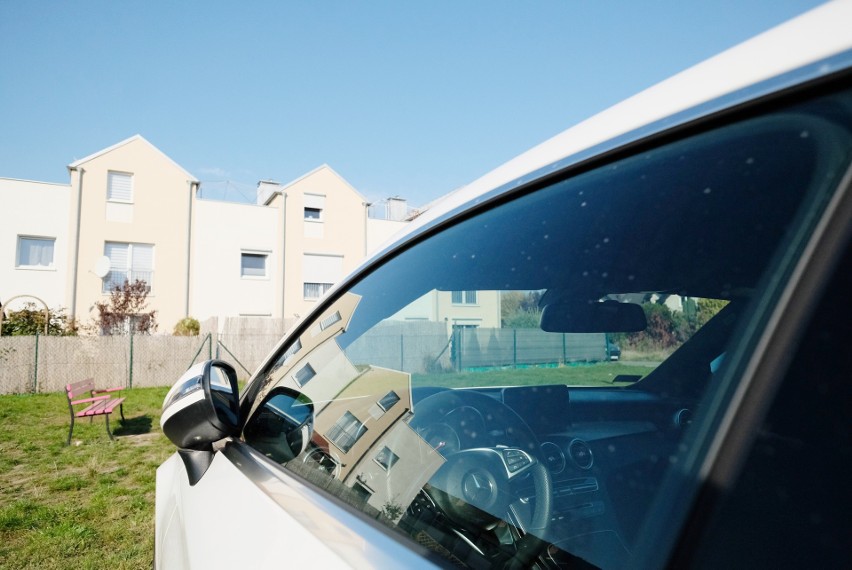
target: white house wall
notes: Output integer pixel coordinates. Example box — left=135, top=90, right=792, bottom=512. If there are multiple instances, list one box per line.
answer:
left=191, top=199, right=279, bottom=321
left=0, top=178, right=70, bottom=311
left=366, top=218, right=408, bottom=256
left=2, top=139, right=414, bottom=333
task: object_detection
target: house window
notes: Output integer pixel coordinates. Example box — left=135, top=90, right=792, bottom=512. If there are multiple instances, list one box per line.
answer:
left=103, top=242, right=154, bottom=292
left=327, top=411, right=367, bottom=453
left=107, top=171, right=133, bottom=202
left=304, top=207, right=322, bottom=220
left=303, top=254, right=343, bottom=300
left=374, top=446, right=400, bottom=471
left=377, top=390, right=400, bottom=412
left=304, top=282, right=333, bottom=300
left=241, top=252, right=268, bottom=278
left=304, top=193, right=326, bottom=221
left=293, top=363, right=316, bottom=387
left=452, top=290, right=478, bottom=304
left=16, top=236, right=55, bottom=268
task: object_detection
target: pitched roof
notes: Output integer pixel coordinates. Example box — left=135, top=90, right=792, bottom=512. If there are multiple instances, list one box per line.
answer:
left=67, top=134, right=198, bottom=181
left=262, top=164, right=367, bottom=205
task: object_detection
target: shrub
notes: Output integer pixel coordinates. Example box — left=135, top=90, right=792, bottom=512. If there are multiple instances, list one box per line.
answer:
left=0, top=302, right=77, bottom=336
left=173, top=317, right=200, bottom=336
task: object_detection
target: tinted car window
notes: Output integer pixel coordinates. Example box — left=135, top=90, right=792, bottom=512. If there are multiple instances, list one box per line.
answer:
left=242, top=86, right=852, bottom=568
left=689, top=241, right=852, bottom=569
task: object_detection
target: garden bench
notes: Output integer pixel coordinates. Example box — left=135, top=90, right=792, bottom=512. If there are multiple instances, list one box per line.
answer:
left=65, top=378, right=126, bottom=445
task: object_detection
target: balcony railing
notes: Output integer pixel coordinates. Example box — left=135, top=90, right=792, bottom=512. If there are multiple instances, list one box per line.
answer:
left=102, top=270, right=153, bottom=293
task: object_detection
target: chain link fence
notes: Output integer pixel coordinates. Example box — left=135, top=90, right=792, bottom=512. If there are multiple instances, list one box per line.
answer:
left=0, top=332, right=284, bottom=395
left=0, top=320, right=609, bottom=394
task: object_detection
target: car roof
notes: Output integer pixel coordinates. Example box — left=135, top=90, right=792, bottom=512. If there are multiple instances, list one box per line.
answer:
left=398, top=1, right=852, bottom=244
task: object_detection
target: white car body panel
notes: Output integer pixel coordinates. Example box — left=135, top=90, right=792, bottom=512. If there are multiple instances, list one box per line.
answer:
left=156, top=447, right=437, bottom=569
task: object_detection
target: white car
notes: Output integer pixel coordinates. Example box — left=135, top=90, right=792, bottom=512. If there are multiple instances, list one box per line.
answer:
left=156, top=3, right=852, bottom=568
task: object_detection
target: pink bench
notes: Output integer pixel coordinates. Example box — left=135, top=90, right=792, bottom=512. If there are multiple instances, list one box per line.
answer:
left=65, top=379, right=126, bottom=445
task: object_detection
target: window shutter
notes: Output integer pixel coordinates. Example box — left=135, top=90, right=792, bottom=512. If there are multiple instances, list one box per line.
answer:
left=107, top=172, right=133, bottom=202
left=132, top=244, right=154, bottom=272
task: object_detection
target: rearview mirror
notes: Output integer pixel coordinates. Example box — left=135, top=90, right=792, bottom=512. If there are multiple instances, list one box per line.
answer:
left=540, top=299, right=647, bottom=333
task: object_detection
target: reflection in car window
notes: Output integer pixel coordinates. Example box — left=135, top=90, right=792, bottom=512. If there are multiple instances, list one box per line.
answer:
left=244, top=87, right=852, bottom=568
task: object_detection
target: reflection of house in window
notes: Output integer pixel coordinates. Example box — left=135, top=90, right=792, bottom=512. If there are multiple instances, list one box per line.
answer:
left=378, top=391, right=400, bottom=412
left=327, top=411, right=367, bottom=452
left=293, top=363, right=316, bottom=387
left=452, top=290, right=477, bottom=304
left=320, top=311, right=342, bottom=330
left=351, top=481, right=373, bottom=503
left=374, top=446, right=399, bottom=471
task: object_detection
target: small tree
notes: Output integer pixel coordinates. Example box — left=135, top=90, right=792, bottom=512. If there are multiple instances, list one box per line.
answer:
left=94, top=279, right=158, bottom=335
left=173, top=317, right=200, bottom=336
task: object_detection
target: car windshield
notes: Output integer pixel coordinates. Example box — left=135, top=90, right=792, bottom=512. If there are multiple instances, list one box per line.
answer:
left=244, top=86, right=852, bottom=568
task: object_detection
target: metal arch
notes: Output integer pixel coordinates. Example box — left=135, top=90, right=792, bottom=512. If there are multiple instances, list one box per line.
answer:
left=0, top=294, right=51, bottom=336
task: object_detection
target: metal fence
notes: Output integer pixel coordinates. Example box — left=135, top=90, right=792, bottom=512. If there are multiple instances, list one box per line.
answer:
left=0, top=322, right=609, bottom=394
left=344, top=323, right=608, bottom=375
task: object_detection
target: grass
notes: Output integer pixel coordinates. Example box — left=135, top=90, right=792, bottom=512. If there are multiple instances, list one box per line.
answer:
left=0, top=362, right=657, bottom=569
left=0, top=386, right=173, bottom=570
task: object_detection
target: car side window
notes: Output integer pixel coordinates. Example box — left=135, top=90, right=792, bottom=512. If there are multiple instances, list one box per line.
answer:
left=241, top=85, right=852, bottom=569
left=688, top=241, right=852, bottom=569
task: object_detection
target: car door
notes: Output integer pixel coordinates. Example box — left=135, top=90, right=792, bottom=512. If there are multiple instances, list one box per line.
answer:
left=157, top=59, right=852, bottom=570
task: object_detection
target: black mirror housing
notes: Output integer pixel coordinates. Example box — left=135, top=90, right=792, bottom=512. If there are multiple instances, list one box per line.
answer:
left=161, top=360, right=240, bottom=451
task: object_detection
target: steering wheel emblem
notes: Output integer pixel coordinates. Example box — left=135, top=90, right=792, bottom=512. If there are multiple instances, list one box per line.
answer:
left=462, top=470, right=495, bottom=504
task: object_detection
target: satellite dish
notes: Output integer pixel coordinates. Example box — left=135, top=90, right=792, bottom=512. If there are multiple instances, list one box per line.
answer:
left=94, top=256, right=111, bottom=278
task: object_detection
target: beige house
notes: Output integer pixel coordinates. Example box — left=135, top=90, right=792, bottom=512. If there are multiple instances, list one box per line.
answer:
left=391, top=289, right=503, bottom=335
left=1, top=135, right=411, bottom=333
left=65, top=135, right=199, bottom=330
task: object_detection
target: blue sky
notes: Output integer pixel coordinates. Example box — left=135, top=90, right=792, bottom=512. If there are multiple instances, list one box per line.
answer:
left=0, top=1, right=826, bottom=206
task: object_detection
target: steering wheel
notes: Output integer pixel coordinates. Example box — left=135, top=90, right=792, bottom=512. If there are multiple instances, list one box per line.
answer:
left=411, top=389, right=553, bottom=564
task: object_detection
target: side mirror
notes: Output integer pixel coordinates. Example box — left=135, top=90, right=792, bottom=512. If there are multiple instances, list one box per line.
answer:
left=161, top=360, right=240, bottom=485
left=540, top=299, right=647, bottom=333
left=243, top=388, right=314, bottom=464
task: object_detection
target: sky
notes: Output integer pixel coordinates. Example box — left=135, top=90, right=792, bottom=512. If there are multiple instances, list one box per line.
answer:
left=0, top=1, right=828, bottom=207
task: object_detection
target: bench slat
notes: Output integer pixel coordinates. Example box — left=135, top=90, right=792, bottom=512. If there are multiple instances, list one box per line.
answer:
left=76, top=397, right=125, bottom=417
left=66, top=378, right=126, bottom=445
left=70, top=395, right=111, bottom=406
left=92, top=387, right=123, bottom=394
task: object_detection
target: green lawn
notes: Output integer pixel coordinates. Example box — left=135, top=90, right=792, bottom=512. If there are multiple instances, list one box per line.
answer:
left=0, top=386, right=173, bottom=570
left=0, top=362, right=655, bottom=569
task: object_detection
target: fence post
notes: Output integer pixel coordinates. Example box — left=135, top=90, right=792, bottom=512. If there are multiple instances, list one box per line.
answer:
left=513, top=329, right=517, bottom=368
left=33, top=331, right=39, bottom=393
left=458, top=328, right=463, bottom=372
left=562, top=333, right=567, bottom=364
left=129, top=330, right=134, bottom=389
